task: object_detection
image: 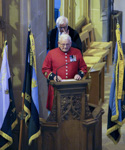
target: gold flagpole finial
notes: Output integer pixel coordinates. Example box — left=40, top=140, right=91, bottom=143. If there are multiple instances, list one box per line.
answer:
left=1, top=41, right=7, bottom=58
left=28, top=24, right=31, bottom=31
left=4, top=40, right=7, bottom=46
left=116, top=18, right=120, bottom=29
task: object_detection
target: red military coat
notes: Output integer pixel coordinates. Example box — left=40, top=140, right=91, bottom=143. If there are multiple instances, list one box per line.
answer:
left=42, top=47, right=87, bottom=110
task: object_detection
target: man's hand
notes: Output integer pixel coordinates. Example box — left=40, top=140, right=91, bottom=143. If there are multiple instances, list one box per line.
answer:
left=54, top=76, right=62, bottom=82
left=62, top=28, right=69, bottom=34
left=74, top=74, right=81, bottom=80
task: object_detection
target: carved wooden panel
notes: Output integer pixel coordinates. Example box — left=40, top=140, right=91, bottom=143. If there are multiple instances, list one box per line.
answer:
left=60, top=94, right=82, bottom=121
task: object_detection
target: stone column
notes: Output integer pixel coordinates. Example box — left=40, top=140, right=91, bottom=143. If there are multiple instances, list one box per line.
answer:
left=47, top=0, right=55, bottom=31
left=90, top=0, right=109, bottom=41
left=2, top=0, right=47, bottom=149
left=3, top=0, right=48, bottom=118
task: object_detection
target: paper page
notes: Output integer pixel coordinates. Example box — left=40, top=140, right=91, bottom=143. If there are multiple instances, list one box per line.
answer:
left=61, top=79, right=76, bottom=82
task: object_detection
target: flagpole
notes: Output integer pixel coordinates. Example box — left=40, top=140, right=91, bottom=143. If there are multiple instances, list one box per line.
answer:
left=18, top=0, right=31, bottom=147
left=18, top=94, right=25, bottom=150
left=18, top=24, right=31, bottom=150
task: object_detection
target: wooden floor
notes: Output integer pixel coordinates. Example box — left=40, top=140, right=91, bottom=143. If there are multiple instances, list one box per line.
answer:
left=102, top=65, right=125, bottom=150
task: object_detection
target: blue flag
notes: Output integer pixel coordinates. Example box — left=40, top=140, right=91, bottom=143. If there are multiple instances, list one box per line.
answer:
left=106, top=23, right=125, bottom=144
left=22, top=29, right=41, bottom=145
left=0, top=41, right=18, bottom=149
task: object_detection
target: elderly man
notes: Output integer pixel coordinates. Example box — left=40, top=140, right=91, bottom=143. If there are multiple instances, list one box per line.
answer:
left=42, top=34, right=87, bottom=111
left=47, top=16, right=82, bottom=53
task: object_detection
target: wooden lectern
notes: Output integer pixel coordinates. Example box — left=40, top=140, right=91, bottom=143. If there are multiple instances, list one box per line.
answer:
left=89, top=62, right=106, bottom=105
left=41, top=79, right=104, bottom=150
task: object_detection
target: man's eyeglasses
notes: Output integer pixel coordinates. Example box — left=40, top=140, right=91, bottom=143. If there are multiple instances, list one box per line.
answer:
left=59, top=26, right=67, bottom=29
left=60, top=44, right=70, bottom=47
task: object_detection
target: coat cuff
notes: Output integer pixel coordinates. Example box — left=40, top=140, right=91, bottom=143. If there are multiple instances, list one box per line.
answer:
left=78, top=70, right=84, bottom=78
left=48, top=72, right=56, bottom=80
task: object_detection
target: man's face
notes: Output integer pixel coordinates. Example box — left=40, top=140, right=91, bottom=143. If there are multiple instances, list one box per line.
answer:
left=58, top=38, right=71, bottom=52
left=58, top=23, right=68, bottom=33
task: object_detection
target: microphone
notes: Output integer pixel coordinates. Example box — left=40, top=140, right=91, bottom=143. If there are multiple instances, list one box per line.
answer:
left=56, top=57, right=77, bottom=82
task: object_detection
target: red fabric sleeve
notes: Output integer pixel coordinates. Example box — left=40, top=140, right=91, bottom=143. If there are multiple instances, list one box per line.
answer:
left=42, top=52, right=53, bottom=79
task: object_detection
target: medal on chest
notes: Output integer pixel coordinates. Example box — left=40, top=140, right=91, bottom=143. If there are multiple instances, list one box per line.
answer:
left=70, top=55, right=76, bottom=62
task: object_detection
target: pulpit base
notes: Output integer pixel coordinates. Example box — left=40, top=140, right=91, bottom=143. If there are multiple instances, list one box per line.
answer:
left=41, top=104, right=104, bottom=150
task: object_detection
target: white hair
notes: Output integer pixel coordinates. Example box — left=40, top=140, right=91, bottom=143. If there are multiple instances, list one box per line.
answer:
left=56, top=16, right=68, bottom=28
left=58, top=33, right=71, bottom=43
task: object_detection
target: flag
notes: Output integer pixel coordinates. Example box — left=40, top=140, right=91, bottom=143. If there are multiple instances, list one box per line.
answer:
left=22, top=28, right=41, bottom=145
left=106, top=23, right=125, bottom=144
left=0, top=41, right=18, bottom=149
